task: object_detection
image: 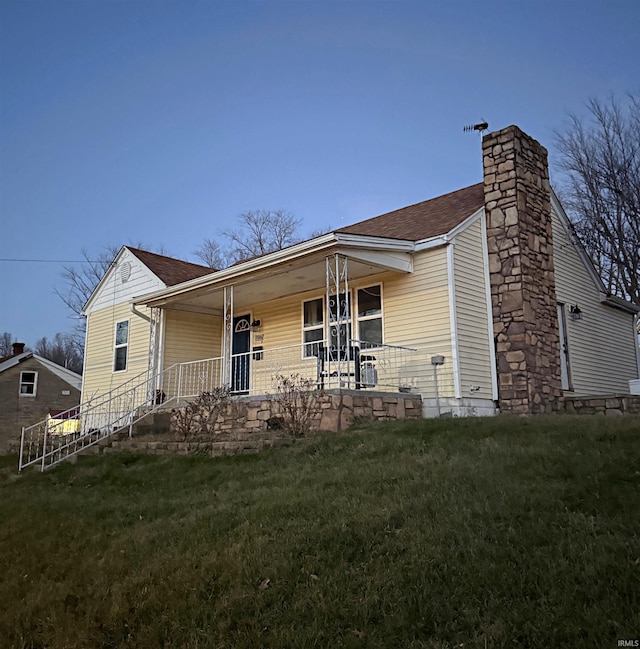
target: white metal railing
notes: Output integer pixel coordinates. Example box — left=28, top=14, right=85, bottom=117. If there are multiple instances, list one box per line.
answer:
left=19, top=356, right=225, bottom=472
left=18, top=340, right=418, bottom=471
left=229, top=339, right=418, bottom=395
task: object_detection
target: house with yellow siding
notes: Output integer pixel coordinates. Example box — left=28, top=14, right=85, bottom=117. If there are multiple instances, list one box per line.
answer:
left=32, top=125, right=626, bottom=451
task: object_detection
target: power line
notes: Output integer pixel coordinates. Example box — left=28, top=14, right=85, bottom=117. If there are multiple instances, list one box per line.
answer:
left=0, top=258, right=99, bottom=263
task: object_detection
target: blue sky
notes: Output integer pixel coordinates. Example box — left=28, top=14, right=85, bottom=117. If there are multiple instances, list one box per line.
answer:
left=1, top=0, right=638, bottom=348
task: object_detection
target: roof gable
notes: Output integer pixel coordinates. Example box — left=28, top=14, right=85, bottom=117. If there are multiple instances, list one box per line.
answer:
left=83, top=247, right=212, bottom=315
left=127, top=248, right=212, bottom=286
left=336, top=183, right=485, bottom=241
left=0, top=353, right=82, bottom=391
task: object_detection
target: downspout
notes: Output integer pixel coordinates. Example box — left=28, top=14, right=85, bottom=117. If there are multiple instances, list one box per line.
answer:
left=131, top=304, right=151, bottom=322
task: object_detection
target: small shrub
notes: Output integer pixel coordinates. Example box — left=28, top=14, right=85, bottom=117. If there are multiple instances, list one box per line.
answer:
left=272, top=373, right=323, bottom=437
left=172, top=387, right=232, bottom=443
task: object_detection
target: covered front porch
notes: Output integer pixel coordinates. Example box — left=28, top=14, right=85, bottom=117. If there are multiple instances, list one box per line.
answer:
left=144, top=242, right=424, bottom=401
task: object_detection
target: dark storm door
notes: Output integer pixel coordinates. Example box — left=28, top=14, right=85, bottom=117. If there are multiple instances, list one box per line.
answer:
left=232, top=314, right=251, bottom=393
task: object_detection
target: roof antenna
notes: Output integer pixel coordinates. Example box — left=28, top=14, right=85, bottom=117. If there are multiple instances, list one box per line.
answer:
left=463, top=120, right=489, bottom=134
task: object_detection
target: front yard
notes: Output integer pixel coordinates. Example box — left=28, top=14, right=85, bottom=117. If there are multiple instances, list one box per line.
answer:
left=1, top=415, right=639, bottom=648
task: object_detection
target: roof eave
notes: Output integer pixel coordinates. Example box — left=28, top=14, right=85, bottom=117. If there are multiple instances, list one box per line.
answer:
left=600, top=294, right=640, bottom=315
left=136, top=232, right=414, bottom=307
left=81, top=246, right=129, bottom=315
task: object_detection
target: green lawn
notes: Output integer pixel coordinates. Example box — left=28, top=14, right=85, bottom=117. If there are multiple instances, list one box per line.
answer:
left=1, top=415, right=639, bottom=648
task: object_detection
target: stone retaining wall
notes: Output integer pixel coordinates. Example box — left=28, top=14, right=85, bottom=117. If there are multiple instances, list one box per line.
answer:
left=561, top=395, right=640, bottom=416
left=102, top=435, right=294, bottom=457
left=170, top=390, right=423, bottom=436
left=78, top=391, right=423, bottom=459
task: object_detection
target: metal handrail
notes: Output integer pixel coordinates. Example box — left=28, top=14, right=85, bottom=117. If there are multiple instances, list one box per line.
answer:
left=19, top=363, right=173, bottom=472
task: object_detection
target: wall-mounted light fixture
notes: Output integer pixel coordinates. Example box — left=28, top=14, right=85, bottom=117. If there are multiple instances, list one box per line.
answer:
left=250, top=319, right=262, bottom=329
left=569, top=305, right=583, bottom=321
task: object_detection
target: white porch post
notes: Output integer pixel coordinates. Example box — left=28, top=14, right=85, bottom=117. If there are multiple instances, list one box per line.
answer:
left=222, top=285, right=234, bottom=387
left=326, top=254, right=350, bottom=387
left=147, top=307, right=162, bottom=403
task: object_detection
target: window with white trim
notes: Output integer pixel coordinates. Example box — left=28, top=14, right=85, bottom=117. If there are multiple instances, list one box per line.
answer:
left=356, top=285, right=383, bottom=347
left=303, top=287, right=384, bottom=357
left=303, top=298, right=324, bottom=357
left=114, top=320, right=129, bottom=372
left=19, top=371, right=38, bottom=397
left=328, top=292, right=352, bottom=354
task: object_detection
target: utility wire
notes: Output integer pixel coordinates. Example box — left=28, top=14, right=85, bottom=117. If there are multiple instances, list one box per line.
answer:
left=0, top=258, right=99, bottom=263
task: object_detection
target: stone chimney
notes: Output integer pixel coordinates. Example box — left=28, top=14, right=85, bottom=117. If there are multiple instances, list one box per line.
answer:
left=482, top=125, right=562, bottom=414
left=12, top=342, right=25, bottom=356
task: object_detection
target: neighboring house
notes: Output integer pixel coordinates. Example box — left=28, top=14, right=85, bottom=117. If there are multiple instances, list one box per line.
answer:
left=0, top=343, right=82, bottom=451
left=77, top=125, right=639, bottom=423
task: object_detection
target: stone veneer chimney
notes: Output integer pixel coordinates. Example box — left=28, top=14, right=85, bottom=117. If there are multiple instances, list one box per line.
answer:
left=482, top=125, right=562, bottom=414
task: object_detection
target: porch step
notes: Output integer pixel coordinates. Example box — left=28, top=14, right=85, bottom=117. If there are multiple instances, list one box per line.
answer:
left=131, top=411, right=173, bottom=437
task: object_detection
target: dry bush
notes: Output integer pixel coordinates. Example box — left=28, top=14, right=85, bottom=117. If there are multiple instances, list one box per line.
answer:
left=272, top=373, right=323, bottom=437
left=172, top=387, right=232, bottom=444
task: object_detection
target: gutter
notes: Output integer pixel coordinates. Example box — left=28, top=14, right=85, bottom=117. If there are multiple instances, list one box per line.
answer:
left=600, top=294, right=640, bottom=315
left=136, top=233, right=416, bottom=307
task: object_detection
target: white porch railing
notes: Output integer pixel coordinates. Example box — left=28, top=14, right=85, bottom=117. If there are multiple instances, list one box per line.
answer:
left=19, top=340, right=417, bottom=471
left=19, top=357, right=221, bottom=472
left=229, top=339, right=418, bottom=395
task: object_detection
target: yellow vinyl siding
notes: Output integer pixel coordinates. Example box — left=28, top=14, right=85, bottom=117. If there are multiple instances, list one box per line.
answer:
left=163, top=310, right=222, bottom=368
left=250, top=293, right=319, bottom=392
left=552, top=207, right=638, bottom=394
left=245, top=248, right=453, bottom=396
left=81, top=303, right=152, bottom=403
left=453, top=218, right=494, bottom=399
left=81, top=247, right=456, bottom=401
left=382, top=247, right=454, bottom=397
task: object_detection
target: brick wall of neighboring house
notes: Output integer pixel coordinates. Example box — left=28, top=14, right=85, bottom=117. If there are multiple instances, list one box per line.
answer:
left=0, top=357, right=80, bottom=451
left=483, top=125, right=563, bottom=414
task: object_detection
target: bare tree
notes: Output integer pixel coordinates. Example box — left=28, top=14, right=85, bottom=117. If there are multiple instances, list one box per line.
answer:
left=54, top=246, right=118, bottom=354
left=55, top=242, right=163, bottom=356
left=223, top=210, right=303, bottom=263
left=193, top=238, right=228, bottom=269
left=195, top=211, right=318, bottom=268
left=0, top=332, right=16, bottom=357
left=55, top=246, right=118, bottom=322
left=34, top=333, right=84, bottom=374
left=554, top=94, right=640, bottom=307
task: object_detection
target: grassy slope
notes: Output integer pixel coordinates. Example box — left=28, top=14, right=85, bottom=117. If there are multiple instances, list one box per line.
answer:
left=1, top=415, right=639, bottom=649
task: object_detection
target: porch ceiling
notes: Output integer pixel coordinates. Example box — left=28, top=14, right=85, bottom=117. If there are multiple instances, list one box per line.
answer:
left=149, top=248, right=411, bottom=314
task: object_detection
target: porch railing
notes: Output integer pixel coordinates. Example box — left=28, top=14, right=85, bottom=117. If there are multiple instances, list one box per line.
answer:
left=18, top=356, right=226, bottom=472
left=19, top=339, right=417, bottom=471
left=230, top=339, right=418, bottom=395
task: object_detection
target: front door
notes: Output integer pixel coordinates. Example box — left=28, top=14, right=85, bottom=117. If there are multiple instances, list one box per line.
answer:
left=232, top=314, right=251, bottom=393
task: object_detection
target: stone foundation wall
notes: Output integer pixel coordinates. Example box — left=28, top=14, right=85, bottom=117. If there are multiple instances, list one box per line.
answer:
left=170, top=390, right=423, bottom=435
left=561, top=395, right=640, bottom=416
left=483, top=125, right=562, bottom=414
left=101, top=435, right=294, bottom=458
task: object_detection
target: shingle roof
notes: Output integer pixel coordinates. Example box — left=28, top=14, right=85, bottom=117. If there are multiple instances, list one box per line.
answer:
left=336, top=183, right=484, bottom=241
left=0, top=352, right=82, bottom=390
left=127, top=248, right=213, bottom=286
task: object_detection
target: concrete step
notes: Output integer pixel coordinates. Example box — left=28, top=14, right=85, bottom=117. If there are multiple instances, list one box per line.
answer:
left=132, top=410, right=172, bottom=437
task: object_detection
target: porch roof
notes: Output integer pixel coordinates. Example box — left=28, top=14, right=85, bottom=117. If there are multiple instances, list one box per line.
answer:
left=136, top=233, right=417, bottom=314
